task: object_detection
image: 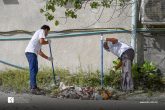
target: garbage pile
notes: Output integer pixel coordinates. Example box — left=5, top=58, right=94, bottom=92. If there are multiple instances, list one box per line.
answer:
left=51, top=82, right=116, bottom=100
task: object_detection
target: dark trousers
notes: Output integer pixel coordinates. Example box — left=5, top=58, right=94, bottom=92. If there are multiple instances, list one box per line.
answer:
left=121, top=49, right=135, bottom=91
left=25, top=52, right=38, bottom=89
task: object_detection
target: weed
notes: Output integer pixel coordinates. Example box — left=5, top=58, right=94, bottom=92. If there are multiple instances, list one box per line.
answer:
left=0, top=61, right=164, bottom=94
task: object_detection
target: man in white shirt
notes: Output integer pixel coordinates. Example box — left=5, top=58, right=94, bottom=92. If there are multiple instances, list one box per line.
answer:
left=25, top=25, right=53, bottom=95
left=104, top=38, right=135, bottom=92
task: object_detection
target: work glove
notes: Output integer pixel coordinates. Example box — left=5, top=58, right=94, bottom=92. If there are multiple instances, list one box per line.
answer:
left=47, top=57, right=53, bottom=62
left=47, top=39, right=51, bottom=44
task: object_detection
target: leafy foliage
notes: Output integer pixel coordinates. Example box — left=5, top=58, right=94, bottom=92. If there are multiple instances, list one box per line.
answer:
left=104, top=59, right=121, bottom=89
left=132, top=61, right=164, bottom=91
left=106, top=59, right=165, bottom=91
left=40, top=0, right=127, bottom=26
left=104, top=70, right=121, bottom=89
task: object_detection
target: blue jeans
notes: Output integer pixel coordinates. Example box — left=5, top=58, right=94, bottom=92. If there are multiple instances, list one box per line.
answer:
left=25, top=52, right=38, bottom=89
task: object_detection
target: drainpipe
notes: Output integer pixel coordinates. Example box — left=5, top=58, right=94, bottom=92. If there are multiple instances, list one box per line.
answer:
left=131, top=0, right=138, bottom=62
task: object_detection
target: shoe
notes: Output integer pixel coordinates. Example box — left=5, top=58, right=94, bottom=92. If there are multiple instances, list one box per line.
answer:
left=30, top=88, right=45, bottom=95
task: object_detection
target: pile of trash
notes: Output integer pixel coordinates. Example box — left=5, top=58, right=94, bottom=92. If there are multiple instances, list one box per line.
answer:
left=51, top=82, right=116, bottom=100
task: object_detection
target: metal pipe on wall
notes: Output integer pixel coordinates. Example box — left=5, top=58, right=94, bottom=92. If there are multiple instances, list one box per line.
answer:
left=131, top=0, right=138, bottom=62
left=1, top=28, right=165, bottom=41
left=0, top=29, right=130, bottom=41
left=100, top=34, right=104, bottom=88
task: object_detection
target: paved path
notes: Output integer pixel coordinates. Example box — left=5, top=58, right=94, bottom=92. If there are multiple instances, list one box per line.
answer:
left=0, top=92, right=164, bottom=110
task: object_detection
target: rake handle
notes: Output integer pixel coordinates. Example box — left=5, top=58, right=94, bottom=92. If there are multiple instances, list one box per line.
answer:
left=48, top=43, right=56, bottom=84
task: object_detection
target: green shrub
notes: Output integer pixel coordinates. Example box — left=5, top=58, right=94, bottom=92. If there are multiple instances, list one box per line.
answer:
left=104, top=69, right=121, bottom=89
left=104, top=59, right=121, bottom=89
left=132, top=61, right=164, bottom=91
left=108, top=60, right=164, bottom=91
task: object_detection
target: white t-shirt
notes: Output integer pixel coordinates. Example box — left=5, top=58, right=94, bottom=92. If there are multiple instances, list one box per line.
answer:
left=107, top=41, right=132, bottom=57
left=25, top=29, right=45, bottom=55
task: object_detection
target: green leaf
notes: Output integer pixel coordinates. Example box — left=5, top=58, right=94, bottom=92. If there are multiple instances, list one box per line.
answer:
left=90, top=2, right=100, bottom=9
left=40, top=8, right=44, bottom=13
left=55, top=20, right=59, bottom=26
left=65, top=9, right=77, bottom=18
left=41, top=0, right=131, bottom=23
left=101, top=0, right=112, bottom=8
left=48, top=15, right=54, bottom=21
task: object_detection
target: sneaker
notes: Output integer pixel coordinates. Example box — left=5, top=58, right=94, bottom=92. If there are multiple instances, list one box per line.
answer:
left=30, top=88, right=45, bottom=95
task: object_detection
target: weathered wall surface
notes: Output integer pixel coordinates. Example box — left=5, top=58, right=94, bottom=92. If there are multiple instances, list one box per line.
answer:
left=0, top=0, right=132, bottom=31
left=144, top=34, right=165, bottom=73
left=137, top=32, right=165, bottom=74
left=0, top=33, right=131, bottom=72
left=0, top=0, right=133, bottom=72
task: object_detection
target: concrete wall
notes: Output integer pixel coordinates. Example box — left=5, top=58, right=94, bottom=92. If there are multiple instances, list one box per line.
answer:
left=0, top=0, right=132, bottom=31
left=144, top=33, right=165, bottom=73
left=0, top=33, right=131, bottom=72
left=137, top=33, right=165, bottom=74
left=0, top=0, right=132, bottom=72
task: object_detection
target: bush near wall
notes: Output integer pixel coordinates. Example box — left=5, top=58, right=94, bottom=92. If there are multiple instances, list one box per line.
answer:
left=132, top=61, right=164, bottom=91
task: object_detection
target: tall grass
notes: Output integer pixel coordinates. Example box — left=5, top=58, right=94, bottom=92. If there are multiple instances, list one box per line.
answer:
left=0, top=69, right=29, bottom=93
left=0, top=67, right=121, bottom=93
left=0, top=61, right=164, bottom=94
